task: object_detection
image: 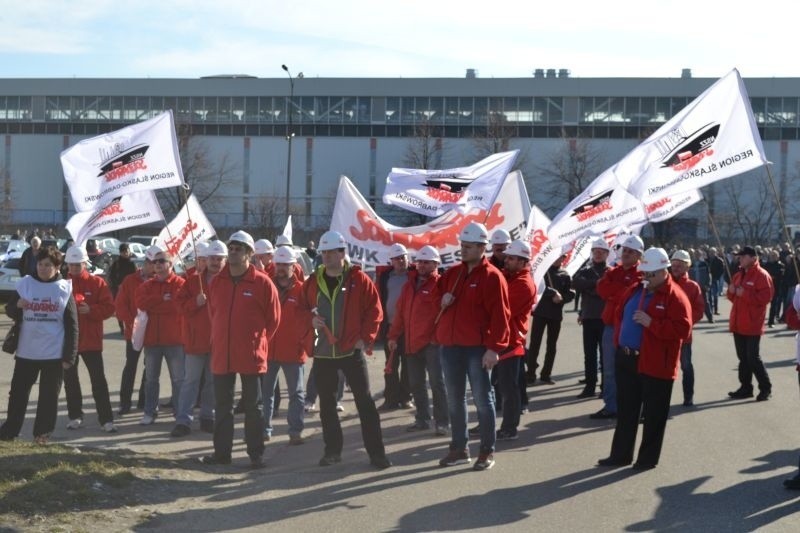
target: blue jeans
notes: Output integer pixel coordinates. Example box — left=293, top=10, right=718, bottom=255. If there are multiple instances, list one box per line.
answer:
left=143, top=345, right=185, bottom=418
left=710, top=278, right=722, bottom=311
left=176, top=353, right=214, bottom=426
left=680, top=342, right=694, bottom=402
left=405, top=344, right=449, bottom=427
left=441, top=346, right=495, bottom=454
left=262, top=362, right=305, bottom=437
left=601, top=325, right=617, bottom=414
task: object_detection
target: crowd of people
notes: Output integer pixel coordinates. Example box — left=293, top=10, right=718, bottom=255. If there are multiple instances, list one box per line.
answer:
left=1, top=227, right=799, bottom=487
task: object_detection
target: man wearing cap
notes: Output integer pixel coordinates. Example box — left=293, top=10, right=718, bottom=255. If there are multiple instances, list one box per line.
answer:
left=108, top=243, right=137, bottom=334
left=135, top=246, right=186, bottom=426
left=171, top=240, right=228, bottom=438
left=727, top=246, right=774, bottom=401
left=202, top=231, right=280, bottom=468
left=387, top=245, right=449, bottom=435
left=597, top=248, right=691, bottom=470
left=572, top=238, right=611, bottom=398
left=114, top=250, right=156, bottom=415
left=669, top=250, right=706, bottom=406
left=262, top=246, right=313, bottom=444
left=436, top=222, right=510, bottom=470
left=63, top=245, right=117, bottom=433
left=593, top=234, right=644, bottom=419
left=489, top=229, right=511, bottom=270
left=377, top=242, right=414, bottom=411
left=301, top=230, right=391, bottom=469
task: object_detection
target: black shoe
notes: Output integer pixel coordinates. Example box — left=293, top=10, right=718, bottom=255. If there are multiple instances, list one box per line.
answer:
left=577, top=388, right=595, bottom=399
left=170, top=424, right=191, bottom=438
left=468, top=424, right=481, bottom=436
left=783, top=475, right=800, bottom=490
left=496, top=429, right=519, bottom=441
left=539, top=378, right=556, bottom=385
left=589, top=409, right=616, bottom=420
left=200, top=418, right=215, bottom=433
left=597, top=457, right=631, bottom=467
left=577, top=378, right=587, bottom=384
left=199, top=455, right=231, bottom=465
left=756, top=390, right=772, bottom=401
left=728, top=388, right=754, bottom=399
left=683, top=399, right=694, bottom=407
left=250, top=455, right=267, bottom=469
left=632, top=462, right=656, bottom=471
left=117, top=406, right=131, bottom=416
left=377, top=402, right=397, bottom=412
left=400, top=400, right=415, bottom=409
left=370, top=456, right=392, bottom=470
left=319, top=454, right=342, bottom=466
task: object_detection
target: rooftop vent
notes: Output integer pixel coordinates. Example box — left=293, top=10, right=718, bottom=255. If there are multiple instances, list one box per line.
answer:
left=681, top=68, right=692, bottom=79
left=533, top=68, right=545, bottom=78
left=558, top=68, right=570, bottom=78
left=546, top=68, right=557, bottom=78
left=466, top=68, right=478, bottom=79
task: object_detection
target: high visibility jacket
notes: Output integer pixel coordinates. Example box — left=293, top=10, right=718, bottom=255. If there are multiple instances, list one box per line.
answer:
left=387, top=270, right=441, bottom=354
left=727, top=262, right=774, bottom=335
left=135, top=272, right=185, bottom=347
left=69, top=269, right=115, bottom=352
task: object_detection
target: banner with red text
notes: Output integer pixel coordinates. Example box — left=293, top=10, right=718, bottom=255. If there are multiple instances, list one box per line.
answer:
left=66, top=191, right=164, bottom=247
left=156, top=194, right=215, bottom=259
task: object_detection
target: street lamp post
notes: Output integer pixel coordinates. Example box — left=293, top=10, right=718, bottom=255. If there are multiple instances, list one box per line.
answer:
left=281, top=64, right=295, bottom=225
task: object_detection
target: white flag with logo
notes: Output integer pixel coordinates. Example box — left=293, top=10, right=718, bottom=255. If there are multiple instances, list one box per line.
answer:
left=525, top=205, right=569, bottom=303
left=644, top=189, right=704, bottom=223
left=66, top=191, right=165, bottom=247
left=61, top=110, right=185, bottom=212
left=383, top=150, right=519, bottom=217
left=156, top=194, right=215, bottom=259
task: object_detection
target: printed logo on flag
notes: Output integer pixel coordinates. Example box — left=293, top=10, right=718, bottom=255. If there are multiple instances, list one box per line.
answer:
left=98, top=144, right=150, bottom=181
left=657, top=123, right=719, bottom=172
left=423, top=173, right=471, bottom=203
left=570, top=189, right=614, bottom=222
left=529, top=229, right=549, bottom=256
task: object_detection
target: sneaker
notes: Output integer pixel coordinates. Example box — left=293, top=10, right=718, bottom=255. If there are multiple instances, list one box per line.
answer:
left=406, top=421, right=430, bottom=432
left=289, top=434, right=305, bottom=445
left=263, top=432, right=272, bottom=442
left=400, top=400, right=415, bottom=409
left=434, top=424, right=449, bottom=436
left=102, top=422, right=118, bottom=434
left=66, top=418, right=83, bottom=430
left=473, top=453, right=495, bottom=471
left=200, top=418, right=215, bottom=433
left=304, top=403, right=318, bottom=413
left=319, top=454, right=342, bottom=466
left=139, top=414, right=156, bottom=426
left=439, top=449, right=471, bottom=467
left=170, top=424, right=191, bottom=437
left=336, top=403, right=345, bottom=412
left=370, top=456, right=393, bottom=470
left=199, top=455, right=232, bottom=465
left=496, top=429, right=518, bottom=441
left=468, top=424, right=481, bottom=436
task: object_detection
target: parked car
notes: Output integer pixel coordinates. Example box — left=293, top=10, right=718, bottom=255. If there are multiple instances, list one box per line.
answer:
left=0, top=271, right=21, bottom=299
left=0, top=239, right=29, bottom=263
left=128, top=235, right=159, bottom=247
left=123, top=242, right=147, bottom=259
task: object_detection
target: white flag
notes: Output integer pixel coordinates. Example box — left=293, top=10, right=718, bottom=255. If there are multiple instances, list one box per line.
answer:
left=61, top=111, right=185, bottom=212
left=282, top=215, right=293, bottom=243
left=383, top=150, right=519, bottom=217
left=644, top=189, right=704, bottom=223
left=525, top=205, right=568, bottom=303
left=66, top=191, right=165, bottom=247
left=156, top=194, right=215, bottom=259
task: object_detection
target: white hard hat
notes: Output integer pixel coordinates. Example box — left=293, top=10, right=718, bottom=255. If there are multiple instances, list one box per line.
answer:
left=620, top=234, right=645, bottom=253
left=228, top=230, right=255, bottom=251
left=670, top=249, right=692, bottom=265
left=276, top=235, right=292, bottom=247
left=273, top=247, right=297, bottom=264
left=389, top=243, right=408, bottom=259
left=490, top=229, right=512, bottom=245
left=459, top=222, right=489, bottom=244
left=206, top=240, right=228, bottom=257
left=505, top=240, right=531, bottom=260
left=195, top=242, right=210, bottom=258
left=415, top=245, right=440, bottom=263
left=254, top=239, right=274, bottom=255
left=319, top=230, right=346, bottom=251
left=145, top=244, right=165, bottom=261
left=65, top=245, right=89, bottom=264
left=591, top=238, right=610, bottom=251
left=639, top=247, right=670, bottom=272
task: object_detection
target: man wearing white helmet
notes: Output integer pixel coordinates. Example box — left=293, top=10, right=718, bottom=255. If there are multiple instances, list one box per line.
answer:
left=571, top=238, right=611, bottom=398
left=262, top=246, right=313, bottom=444
left=377, top=242, right=413, bottom=412
left=300, top=230, right=391, bottom=469
left=252, top=239, right=274, bottom=272
left=63, top=245, right=118, bottom=433
left=436, top=221, right=510, bottom=470
left=270, top=235, right=306, bottom=282
left=185, top=241, right=210, bottom=278
left=387, top=245, right=449, bottom=435
left=202, top=231, right=280, bottom=468
left=597, top=247, right=691, bottom=470
left=489, top=229, right=511, bottom=270
left=171, top=240, right=228, bottom=438
left=592, top=234, right=644, bottom=420
left=669, top=250, right=706, bottom=407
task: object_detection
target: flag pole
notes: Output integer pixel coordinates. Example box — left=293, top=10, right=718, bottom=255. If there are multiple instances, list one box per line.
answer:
left=703, top=200, right=733, bottom=286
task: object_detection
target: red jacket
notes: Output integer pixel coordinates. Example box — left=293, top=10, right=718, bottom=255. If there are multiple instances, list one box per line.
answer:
left=69, top=269, right=115, bottom=352
left=672, top=273, right=705, bottom=342
left=301, top=264, right=383, bottom=357
left=178, top=271, right=214, bottom=354
left=207, top=264, right=281, bottom=374
left=501, top=265, right=537, bottom=360
left=614, top=276, right=692, bottom=380
left=387, top=270, right=441, bottom=354
left=727, top=262, right=774, bottom=335
left=435, top=257, right=510, bottom=354
left=115, top=270, right=149, bottom=341
left=269, top=279, right=313, bottom=364
left=597, top=263, right=643, bottom=325
left=135, top=272, right=186, bottom=347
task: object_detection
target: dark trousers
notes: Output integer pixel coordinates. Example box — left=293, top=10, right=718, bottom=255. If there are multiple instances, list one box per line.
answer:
left=609, top=348, right=674, bottom=466
left=768, top=292, right=783, bottom=325
left=119, top=340, right=145, bottom=410
left=213, top=373, right=264, bottom=460
left=732, top=333, right=772, bottom=393
left=0, top=358, right=63, bottom=439
left=63, top=350, right=114, bottom=425
left=405, top=344, right=449, bottom=426
left=383, top=337, right=411, bottom=405
left=315, top=351, right=385, bottom=459
left=528, top=316, right=562, bottom=379
left=581, top=318, right=604, bottom=387
left=497, top=356, right=522, bottom=432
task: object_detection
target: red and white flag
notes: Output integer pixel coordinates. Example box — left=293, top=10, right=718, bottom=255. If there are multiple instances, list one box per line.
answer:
left=156, top=194, right=215, bottom=259
left=525, top=205, right=570, bottom=303
left=66, top=191, right=164, bottom=247
left=644, top=189, right=704, bottom=223
left=383, top=150, right=519, bottom=217
left=61, top=111, right=185, bottom=213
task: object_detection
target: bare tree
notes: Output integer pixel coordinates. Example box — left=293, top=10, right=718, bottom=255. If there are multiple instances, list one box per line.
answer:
left=404, top=119, right=445, bottom=170
left=247, top=194, right=285, bottom=238
left=470, top=112, right=530, bottom=172
left=717, top=172, right=781, bottom=243
left=536, top=133, right=606, bottom=214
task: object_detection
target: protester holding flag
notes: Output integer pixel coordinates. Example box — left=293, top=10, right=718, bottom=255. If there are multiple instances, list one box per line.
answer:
left=669, top=250, right=706, bottom=407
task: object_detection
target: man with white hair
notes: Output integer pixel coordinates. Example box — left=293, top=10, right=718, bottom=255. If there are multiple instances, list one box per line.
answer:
left=18, top=236, right=41, bottom=277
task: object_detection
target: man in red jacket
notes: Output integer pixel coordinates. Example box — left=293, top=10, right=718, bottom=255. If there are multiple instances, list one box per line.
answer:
left=263, top=246, right=313, bottom=444
left=171, top=240, right=228, bottom=438
left=669, top=250, right=706, bottom=406
left=597, top=247, right=691, bottom=470
left=436, top=222, right=510, bottom=471
left=727, top=246, right=774, bottom=401
left=387, top=245, right=448, bottom=435
left=135, top=245, right=186, bottom=426
left=301, top=230, right=391, bottom=469
left=201, top=231, right=281, bottom=468
left=63, top=246, right=117, bottom=433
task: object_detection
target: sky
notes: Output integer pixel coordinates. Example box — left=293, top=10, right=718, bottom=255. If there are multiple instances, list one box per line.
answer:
left=0, top=1, right=794, bottom=80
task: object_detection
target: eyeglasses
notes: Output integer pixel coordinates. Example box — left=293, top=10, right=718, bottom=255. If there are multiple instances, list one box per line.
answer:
left=644, top=271, right=660, bottom=279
